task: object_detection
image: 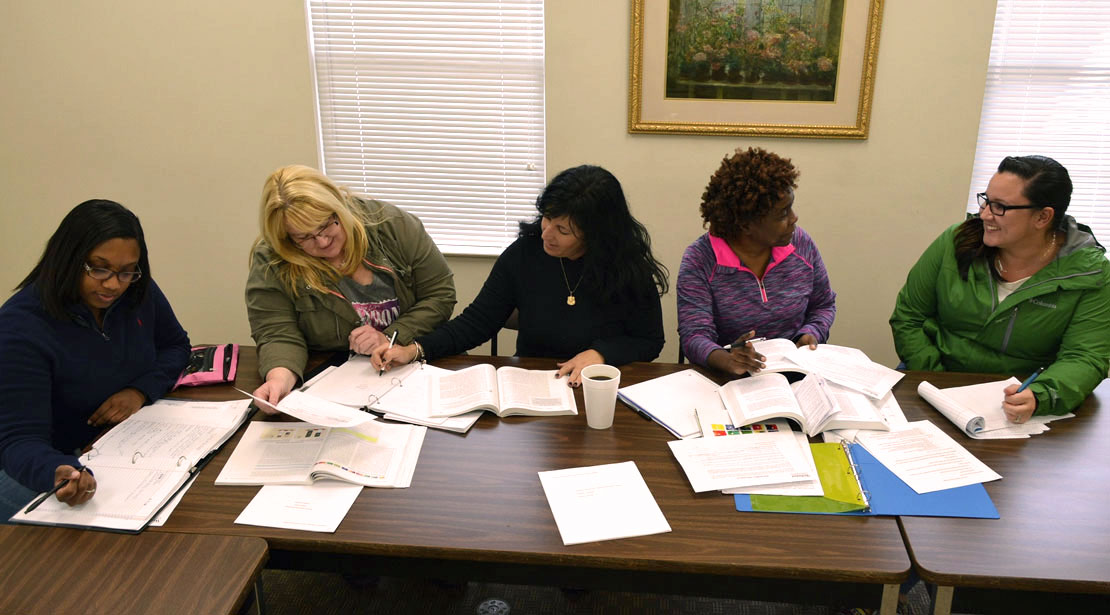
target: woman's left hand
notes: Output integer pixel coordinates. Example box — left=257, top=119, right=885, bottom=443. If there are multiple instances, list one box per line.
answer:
left=795, top=334, right=819, bottom=350
left=556, top=350, right=604, bottom=387
left=349, top=325, right=390, bottom=356
left=88, top=387, right=146, bottom=426
left=1002, top=384, right=1037, bottom=423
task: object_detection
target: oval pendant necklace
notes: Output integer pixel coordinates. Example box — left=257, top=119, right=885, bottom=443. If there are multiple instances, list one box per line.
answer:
left=559, top=258, right=584, bottom=306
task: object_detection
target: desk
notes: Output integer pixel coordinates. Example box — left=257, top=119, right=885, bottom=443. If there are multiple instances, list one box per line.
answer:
left=0, top=525, right=267, bottom=614
left=163, top=348, right=909, bottom=613
left=893, top=372, right=1110, bottom=614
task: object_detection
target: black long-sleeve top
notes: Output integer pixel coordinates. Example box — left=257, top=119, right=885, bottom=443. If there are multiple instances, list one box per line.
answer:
left=417, top=236, right=664, bottom=365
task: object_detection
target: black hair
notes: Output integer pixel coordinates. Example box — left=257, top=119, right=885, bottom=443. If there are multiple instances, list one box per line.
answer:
left=955, top=155, right=1072, bottom=279
left=17, top=199, right=151, bottom=320
left=519, top=165, right=669, bottom=303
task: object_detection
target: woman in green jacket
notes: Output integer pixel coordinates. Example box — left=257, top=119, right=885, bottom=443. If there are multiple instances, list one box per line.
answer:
left=891, top=155, right=1110, bottom=420
left=246, top=165, right=456, bottom=406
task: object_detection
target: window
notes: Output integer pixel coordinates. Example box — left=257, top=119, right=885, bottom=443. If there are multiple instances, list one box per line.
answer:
left=306, top=1, right=546, bottom=255
left=967, top=0, right=1110, bottom=243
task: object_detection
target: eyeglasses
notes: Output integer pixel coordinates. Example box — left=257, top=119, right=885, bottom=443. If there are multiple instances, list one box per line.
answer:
left=84, top=263, right=142, bottom=283
left=290, top=215, right=339, bottom=246
left=976, top=193, right=1044, bottom=217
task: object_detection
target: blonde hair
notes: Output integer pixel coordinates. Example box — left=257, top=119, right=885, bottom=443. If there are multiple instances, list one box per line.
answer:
left=253, top=165, right=374, bottom=296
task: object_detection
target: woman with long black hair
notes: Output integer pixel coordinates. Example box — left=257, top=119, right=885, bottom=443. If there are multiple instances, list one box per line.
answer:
left=373, top=165, right=668, bottom=384
left=0, top=200, right=190, bottom=520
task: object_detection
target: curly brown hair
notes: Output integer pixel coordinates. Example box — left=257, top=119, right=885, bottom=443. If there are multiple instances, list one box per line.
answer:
left=699, top=147, right=799, bottom=239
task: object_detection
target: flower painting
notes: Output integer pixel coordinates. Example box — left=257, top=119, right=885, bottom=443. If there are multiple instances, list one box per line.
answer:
left=665, top=0, right=844, bottom=102
left=630, top=0, right=883, bottom=139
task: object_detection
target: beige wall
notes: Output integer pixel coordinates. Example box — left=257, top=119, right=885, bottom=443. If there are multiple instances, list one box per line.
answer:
left=0, top=1, right=997, bottom=367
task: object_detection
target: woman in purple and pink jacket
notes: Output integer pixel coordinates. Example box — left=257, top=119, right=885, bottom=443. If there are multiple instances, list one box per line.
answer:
left=677, top=147, right=836, bottom=377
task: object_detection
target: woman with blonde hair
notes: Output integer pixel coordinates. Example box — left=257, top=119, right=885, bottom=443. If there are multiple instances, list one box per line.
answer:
left=246, top=165, right=455, bottom=406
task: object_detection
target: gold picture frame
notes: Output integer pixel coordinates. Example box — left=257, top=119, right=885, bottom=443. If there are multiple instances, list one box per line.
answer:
left=629, top=0, right=884, bottom=139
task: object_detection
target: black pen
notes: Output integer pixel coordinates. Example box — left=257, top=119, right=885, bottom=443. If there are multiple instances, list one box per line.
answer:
left=24, top=466, right=86, bottom=514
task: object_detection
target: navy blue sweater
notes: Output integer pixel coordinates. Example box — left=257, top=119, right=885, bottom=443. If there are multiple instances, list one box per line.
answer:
left=0, top=281, right=190, bottom=491
left=417, top=236, right=665, bottom=365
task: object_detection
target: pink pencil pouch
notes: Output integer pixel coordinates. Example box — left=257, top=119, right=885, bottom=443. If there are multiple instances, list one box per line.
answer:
left=175, top=344, right=239, bottom=388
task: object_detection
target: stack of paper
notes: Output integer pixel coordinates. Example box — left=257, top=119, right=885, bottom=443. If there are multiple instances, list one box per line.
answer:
left=918, top=379, right=1073, bottom=439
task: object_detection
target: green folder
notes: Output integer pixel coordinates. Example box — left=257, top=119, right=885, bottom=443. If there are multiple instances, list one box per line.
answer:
left=749, top=442, right=869, bottom=513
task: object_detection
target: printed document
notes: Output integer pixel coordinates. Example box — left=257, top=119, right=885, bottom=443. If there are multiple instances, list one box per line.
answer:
left=667, top=426, right=814, bottom=492
left=235, top=482, right=363, bottom=533
left=856, top=420, right=1001, bottom=494
left=538, top=461, right=670, bottom=545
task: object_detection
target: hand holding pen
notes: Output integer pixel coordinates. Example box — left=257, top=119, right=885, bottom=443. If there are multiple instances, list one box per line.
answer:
left=1002, top=366, right=1045, bottom=424
left=379, top=331, right=398, bottom=376
left=709, top=330, right=766, bottom=376
left=24, top=464, right=97, bottom=513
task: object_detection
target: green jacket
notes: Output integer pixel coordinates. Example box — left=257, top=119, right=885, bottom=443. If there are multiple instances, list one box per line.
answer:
left=891, top=217, right=1110, bottom=415
left=246, top=198, right=456, bottom=381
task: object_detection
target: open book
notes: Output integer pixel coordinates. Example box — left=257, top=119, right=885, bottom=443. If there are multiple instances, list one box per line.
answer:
left=415, top=364, right=577, bottom=419
left=215, top=419, right=425, bottom=488
left=304, top=358, right=576, bottom=423
left=9, top=398, right=252, bottom=533
left=747, top=339, right=904, bottom=399
left=720, top=373, right=889, bottom=437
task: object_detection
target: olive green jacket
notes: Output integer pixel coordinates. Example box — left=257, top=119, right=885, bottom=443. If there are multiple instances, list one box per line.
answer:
left=890, top=217, right=1110, bottom=415
left=246, top=199, right=455, bottom=381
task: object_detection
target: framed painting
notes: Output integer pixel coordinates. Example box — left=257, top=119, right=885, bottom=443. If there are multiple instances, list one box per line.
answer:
left=629, top=0, right=884, bottom=139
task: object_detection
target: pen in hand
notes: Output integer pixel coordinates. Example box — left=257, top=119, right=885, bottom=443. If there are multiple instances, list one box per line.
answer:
left=723, top=336, right=766, bottom=350
left=1016, top=366, right=1046, bottom=393
left=24, top=466, right=86, bottom=514
left=379, top=330, right=398, bottom=376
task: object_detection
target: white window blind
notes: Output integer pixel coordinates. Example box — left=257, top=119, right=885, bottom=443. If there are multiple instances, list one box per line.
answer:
left=967, top=0, right=1110, bottom=244
left=306, top=1, right=546, bottom=255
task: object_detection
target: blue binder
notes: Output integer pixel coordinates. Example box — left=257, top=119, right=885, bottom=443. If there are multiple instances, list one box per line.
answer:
left=734, top=443, right=1000, bottom=519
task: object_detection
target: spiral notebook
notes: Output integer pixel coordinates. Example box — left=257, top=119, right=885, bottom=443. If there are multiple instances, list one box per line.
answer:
left=8, top=398, right=252, bottom=533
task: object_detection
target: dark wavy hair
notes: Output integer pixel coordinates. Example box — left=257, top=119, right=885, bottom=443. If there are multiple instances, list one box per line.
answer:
left=700, top=147, right=799, bottom=240
left=17, top=199, right=151, bottom=321
left=519, top=165, right=668, bottom=303
left=954, top=155, right=1072, bottom=279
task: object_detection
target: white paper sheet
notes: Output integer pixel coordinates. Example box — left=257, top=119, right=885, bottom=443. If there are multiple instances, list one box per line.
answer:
left=538, top=461, right=670, bottom=546
left=856, top=420, right=1002, bottom=494
left=236, top=388, right=373, bottom=427
left=235, top=482, right=363, bottom=533
left=305, top=357, right=420, bottom=407
left=667, top=428, right=813, bottom=492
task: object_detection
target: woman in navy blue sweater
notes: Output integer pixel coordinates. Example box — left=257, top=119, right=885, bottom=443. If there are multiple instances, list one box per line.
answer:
left=0, top=200, right=190, bottom=521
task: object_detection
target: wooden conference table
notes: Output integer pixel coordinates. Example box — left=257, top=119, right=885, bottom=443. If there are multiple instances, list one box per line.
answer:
left=893, top=372, right=1110, bottom=615
left=163, top=348, right=910, bottom=614
left=0, top=525, right=267, bottom=615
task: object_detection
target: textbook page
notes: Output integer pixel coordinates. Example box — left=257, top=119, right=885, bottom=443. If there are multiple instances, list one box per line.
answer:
left=216, top=422, right=329, bottom=485
left=427, top=364, right=499, bottom=417
left=495, top=367, right=577, bottom=416
left=306, top=357, right=420, bottom=407
left=855, top=420, right=1002, bottom=494
left=719, top=372, right=808, bottom=432
left=667, top=426, right=814, bottom=492
left=824, top=390, right=905, bottom=444
left=618, top=369, right=722, bottom=439
left=788, top=374, right=840, bottom=435
left=787, top=344, right=904, bottom=399
left=538, top=461, right=671, bottom=545
left=749, top=338, right=811, bottom=374
left=236, top=482, right=363, bottom=533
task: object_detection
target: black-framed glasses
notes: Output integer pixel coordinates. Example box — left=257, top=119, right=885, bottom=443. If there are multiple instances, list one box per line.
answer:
left=84, top=263, right=142, bottom=283
left=976, top=192, right=1044, bottom=217
left=290, top=215, right=339, bottom=246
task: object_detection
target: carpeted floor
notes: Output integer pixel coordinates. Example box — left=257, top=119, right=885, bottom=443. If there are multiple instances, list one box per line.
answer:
left=256, top=570, right=940, bottom=614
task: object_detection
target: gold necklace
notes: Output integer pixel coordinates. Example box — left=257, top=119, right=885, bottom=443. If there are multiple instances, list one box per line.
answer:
left=559, top=258, right=584, bottom=306
left=996, top=232, right=1057, bottom=274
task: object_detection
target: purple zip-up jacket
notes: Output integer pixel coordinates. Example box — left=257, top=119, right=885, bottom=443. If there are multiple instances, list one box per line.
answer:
left=677, top=227, right=836, bottom=367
